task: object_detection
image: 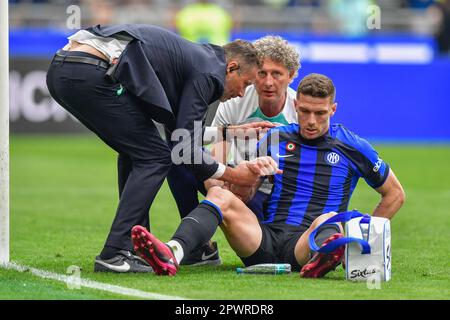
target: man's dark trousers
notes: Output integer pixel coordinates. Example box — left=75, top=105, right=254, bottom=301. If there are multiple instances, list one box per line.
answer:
left=47, top=51, right=172, bottom=254
left=167, top=164, right=207, bottom=218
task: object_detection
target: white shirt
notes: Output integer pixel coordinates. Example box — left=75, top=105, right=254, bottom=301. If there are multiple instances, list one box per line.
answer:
left=64, top=30, right=130, bottom=63
left=211, top=84, right=298, bottom=193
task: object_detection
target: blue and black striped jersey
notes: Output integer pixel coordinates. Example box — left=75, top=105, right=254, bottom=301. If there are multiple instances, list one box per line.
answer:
left=257, top=123, right=389, bottom=229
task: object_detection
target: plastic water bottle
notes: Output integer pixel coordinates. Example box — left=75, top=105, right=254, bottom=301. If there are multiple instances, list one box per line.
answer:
left=236, top=263, right=291, bottom=275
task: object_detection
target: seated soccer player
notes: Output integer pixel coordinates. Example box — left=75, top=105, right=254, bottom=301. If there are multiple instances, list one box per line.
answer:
left=131, top=73, right=405, bottom=277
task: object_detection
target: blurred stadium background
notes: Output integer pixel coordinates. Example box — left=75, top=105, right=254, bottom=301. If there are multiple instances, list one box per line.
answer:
left=4, top=0, right=450, bottom=300
left=8, top=0, right=450, bottom=139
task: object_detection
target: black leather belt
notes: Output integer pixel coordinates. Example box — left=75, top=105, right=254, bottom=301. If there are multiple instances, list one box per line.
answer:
left=53, top=51, right=110, bottom=69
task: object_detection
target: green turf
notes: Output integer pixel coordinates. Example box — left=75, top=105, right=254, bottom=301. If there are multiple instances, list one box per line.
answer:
left=4, top=134, right=450, bottom=299
left=0, top=268, right=131, bottom=300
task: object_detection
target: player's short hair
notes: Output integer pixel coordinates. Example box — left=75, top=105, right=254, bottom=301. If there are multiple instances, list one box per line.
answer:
left=222, top=40, right=262, bottom=72
left=297, top=73, right=336, bottom=103
left=253, top=35, right=301, bottom=79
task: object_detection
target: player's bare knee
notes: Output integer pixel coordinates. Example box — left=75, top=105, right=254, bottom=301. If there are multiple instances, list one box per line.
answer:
left=205, top=187, right=234, bottom=212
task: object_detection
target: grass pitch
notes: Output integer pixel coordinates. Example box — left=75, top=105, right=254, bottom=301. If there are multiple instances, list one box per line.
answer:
left=2, top=134, right=450, bottom=300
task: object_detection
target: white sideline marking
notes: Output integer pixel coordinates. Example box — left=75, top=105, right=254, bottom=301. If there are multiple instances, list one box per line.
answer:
left=2, top=262, right=188, bottom=300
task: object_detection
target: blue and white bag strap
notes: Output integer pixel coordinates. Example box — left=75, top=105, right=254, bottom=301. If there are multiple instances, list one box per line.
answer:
left=309, top=211, right=372, bottom=254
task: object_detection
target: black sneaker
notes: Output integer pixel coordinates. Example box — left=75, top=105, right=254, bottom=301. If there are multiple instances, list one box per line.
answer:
left=94, top=250, right=154, bottom=273
left=181, top=241, right=222, bottom=266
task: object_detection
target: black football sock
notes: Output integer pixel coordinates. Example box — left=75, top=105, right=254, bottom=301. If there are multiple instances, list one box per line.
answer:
left=171, top=200, right=223, bottom=260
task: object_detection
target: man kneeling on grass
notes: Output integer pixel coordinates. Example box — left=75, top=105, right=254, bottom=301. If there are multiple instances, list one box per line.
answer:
left=131, top=73, right=405, bottom=277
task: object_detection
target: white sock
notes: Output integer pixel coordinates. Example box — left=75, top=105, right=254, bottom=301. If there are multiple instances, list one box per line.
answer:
left=166, top=240, right=184, bottom=264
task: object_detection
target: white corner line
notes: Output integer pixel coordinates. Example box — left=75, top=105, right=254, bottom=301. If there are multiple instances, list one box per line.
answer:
left=1, top=262, right=189, bottom=300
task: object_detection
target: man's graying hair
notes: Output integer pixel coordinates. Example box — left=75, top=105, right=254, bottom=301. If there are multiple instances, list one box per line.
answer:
left=253, top=35, right=301, bottom=79
left=222, top=40, right=262, bottom=72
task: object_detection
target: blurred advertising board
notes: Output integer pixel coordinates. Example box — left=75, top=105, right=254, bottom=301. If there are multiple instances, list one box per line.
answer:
left=9, top=28, right=450, bottom=141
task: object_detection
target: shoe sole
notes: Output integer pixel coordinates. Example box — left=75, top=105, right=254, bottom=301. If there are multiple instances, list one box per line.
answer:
left=300, top=233, right=345, bottom=278
left=131, top=226, right=178, bottom=276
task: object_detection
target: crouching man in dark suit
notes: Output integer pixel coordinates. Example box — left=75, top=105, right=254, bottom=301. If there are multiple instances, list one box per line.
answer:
left=46, top=24, right=263, bottom=273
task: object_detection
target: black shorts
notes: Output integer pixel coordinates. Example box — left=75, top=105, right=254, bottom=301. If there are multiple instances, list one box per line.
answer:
left=239, top=223, right=308, bottom=272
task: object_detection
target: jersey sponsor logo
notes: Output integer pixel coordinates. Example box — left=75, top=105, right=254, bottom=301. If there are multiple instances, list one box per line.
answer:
left=325, top=152, right=340, bottom=165
left=373, top=157, right=383, bottom=172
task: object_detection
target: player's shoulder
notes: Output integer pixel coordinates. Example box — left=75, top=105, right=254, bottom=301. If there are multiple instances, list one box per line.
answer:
left=330, top=124, right=376, bottom=154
